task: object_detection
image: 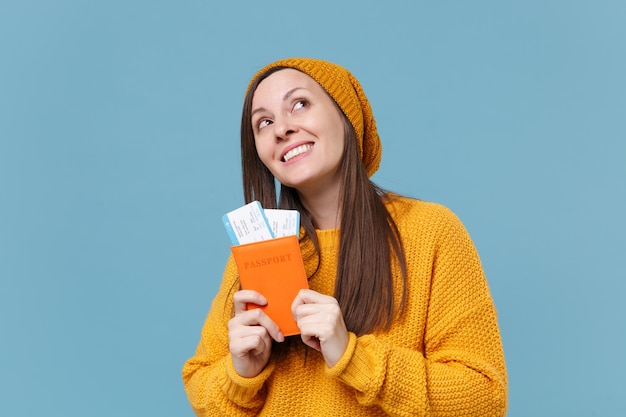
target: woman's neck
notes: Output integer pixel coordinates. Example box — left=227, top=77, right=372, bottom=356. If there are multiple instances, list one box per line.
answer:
left=298, top=185, right=341, bottom=230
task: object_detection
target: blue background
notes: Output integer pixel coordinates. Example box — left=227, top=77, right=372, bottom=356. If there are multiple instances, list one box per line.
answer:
left=1, top=1, right=624, bottom=416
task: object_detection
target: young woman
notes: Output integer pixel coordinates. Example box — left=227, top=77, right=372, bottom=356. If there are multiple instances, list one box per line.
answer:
left=182, top=58, right=508, bottom=416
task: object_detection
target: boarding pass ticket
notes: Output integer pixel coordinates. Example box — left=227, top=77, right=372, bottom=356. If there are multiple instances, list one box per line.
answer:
left=222, top=201, right=300, bottom=245
left=264, top=209, right=300, bottom=239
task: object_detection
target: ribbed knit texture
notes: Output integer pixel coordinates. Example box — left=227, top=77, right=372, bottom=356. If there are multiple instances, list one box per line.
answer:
left=182, top=198, right=508, bottom=416
left=246, top=57, right=382, bottom=177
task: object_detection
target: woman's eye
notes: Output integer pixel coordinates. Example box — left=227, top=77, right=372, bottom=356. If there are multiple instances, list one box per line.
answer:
left=293, top=99, right=307, bottom=111
left=257, top=119, right=272, bottom=130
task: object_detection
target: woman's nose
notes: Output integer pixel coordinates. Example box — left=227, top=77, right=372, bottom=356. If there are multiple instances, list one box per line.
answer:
left=273, top=118, right=298, bottom=140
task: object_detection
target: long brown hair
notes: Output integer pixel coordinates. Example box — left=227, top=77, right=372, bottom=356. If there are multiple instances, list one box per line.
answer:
left=240, top=66, right=407, bottom=335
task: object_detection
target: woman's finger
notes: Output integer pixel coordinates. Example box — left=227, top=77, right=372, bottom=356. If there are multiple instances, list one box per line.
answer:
left=233, top=289, right=267, bottom=315
left=229, top=304, right=285, bottom=343
left=291, top=289, right=332, bottom=308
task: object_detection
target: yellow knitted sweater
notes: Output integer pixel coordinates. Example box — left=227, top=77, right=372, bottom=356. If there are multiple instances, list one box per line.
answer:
left=182, top=198, right=508, bottom=416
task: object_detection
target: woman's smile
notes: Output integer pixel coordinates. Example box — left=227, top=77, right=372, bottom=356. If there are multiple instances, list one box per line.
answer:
left=282, top=143, right=313, bottom=163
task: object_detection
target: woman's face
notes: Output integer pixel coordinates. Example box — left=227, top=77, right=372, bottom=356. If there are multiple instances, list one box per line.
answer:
left=251, top=68, right=346, bottom=194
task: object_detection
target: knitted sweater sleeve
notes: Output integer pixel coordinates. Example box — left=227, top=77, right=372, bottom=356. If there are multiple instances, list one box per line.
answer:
left=182, top=256, right=274, bottom=416
left=327, top=205, right=508, bottom=416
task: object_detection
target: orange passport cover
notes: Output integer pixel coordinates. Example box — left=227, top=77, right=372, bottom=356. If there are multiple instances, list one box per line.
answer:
left=231, top=235, right=309, bottom=336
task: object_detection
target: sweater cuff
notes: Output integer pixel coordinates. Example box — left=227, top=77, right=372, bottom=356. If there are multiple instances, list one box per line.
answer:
left=325, top=332, right=357, bottom=378
left=325, top=334, right=384, bottom=398
left=220, top=355, right=275, bottom=406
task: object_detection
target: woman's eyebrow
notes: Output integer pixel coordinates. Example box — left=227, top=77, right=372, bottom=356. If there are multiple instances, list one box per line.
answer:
left=251, top=107, right=267, bottom=118
left=283, top=87, right=305, bottom=101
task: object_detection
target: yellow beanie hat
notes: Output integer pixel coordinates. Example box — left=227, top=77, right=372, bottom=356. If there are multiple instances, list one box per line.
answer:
left=248, top=58, right=382, bottom=177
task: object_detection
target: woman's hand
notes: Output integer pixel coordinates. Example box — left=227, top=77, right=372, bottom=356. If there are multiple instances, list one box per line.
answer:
left=228, top=290, right=284, bottom=378
left=291, top=289, right=349, bottom=368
